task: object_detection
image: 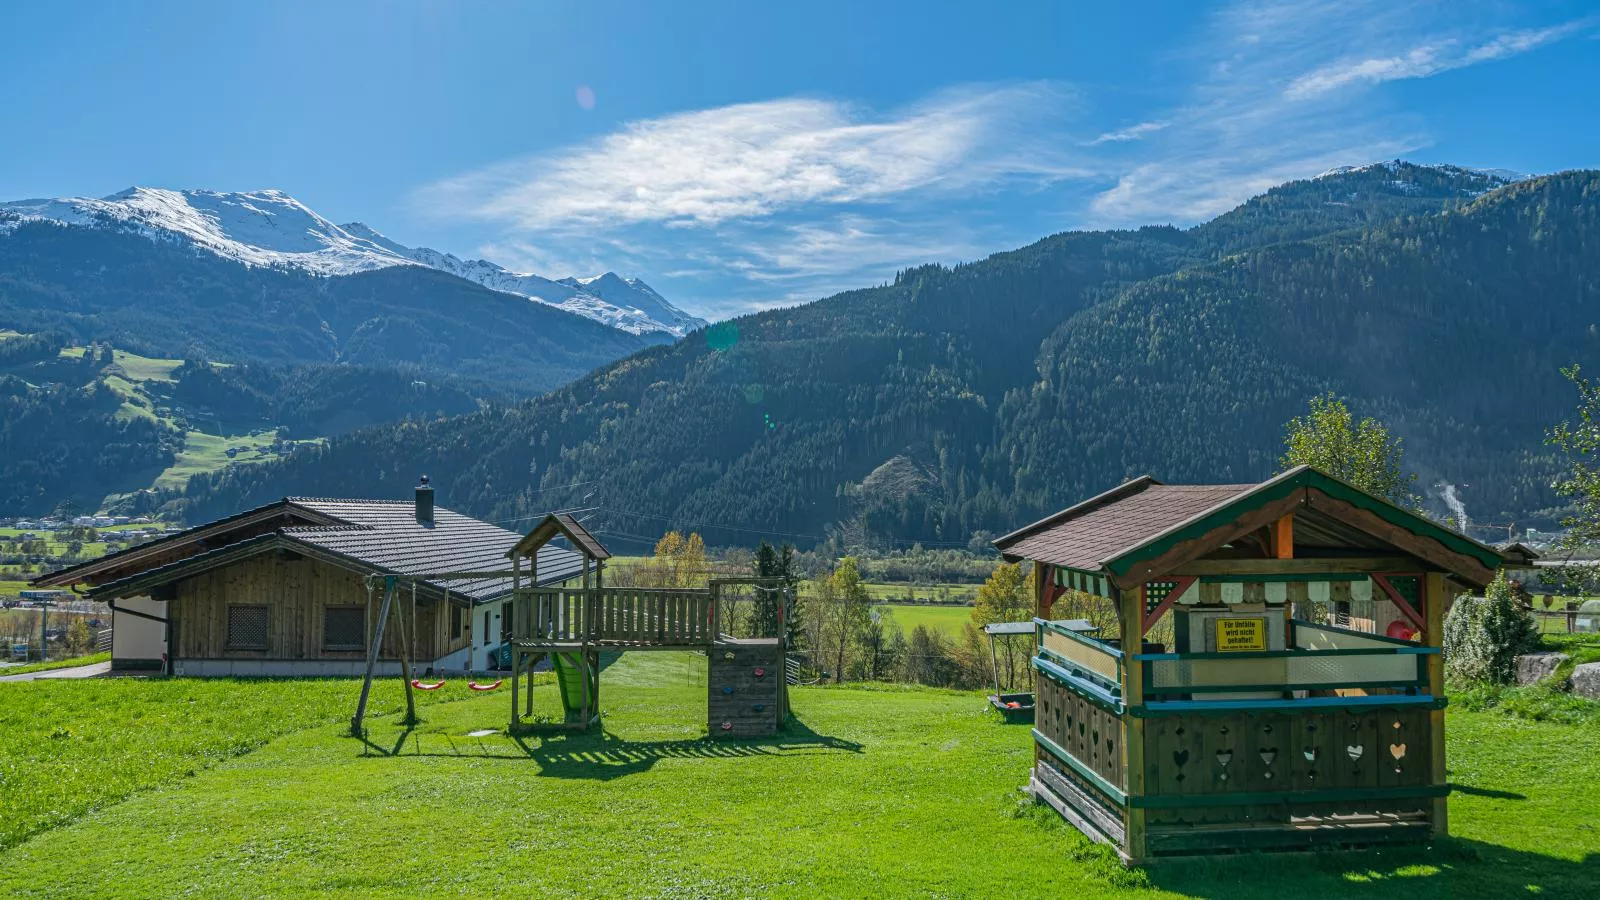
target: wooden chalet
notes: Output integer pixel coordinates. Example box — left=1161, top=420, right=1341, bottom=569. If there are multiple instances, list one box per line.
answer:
left=33, top=479, right=583, bottom=676
left=993, top=465, right=1505, bottom=862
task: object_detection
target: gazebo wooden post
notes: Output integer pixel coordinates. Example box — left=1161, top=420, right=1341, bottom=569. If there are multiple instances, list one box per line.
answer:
left=1117, top=581, right=1148, bottom=862
left=1425, top=571, right=1449, bottom=837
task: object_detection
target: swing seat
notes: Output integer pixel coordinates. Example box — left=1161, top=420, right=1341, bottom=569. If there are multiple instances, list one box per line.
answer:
left=468, top=679, right=503, bottom=692
left=411, top=679, right=446, bottom=691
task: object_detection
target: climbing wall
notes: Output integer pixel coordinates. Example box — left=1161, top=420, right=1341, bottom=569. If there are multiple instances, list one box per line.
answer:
left=707, top=641, right=785, bottom=737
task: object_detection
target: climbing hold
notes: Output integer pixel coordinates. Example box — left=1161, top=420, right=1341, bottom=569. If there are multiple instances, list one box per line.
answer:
left=721, top=721, right=733, bottom=731
left=753, top=667, right=766, bottom=678
left=723, top=651, right=736, bottom=661
left=753, top=704, right=765, bottom=712
left=722, top=685, right=735, bottom=694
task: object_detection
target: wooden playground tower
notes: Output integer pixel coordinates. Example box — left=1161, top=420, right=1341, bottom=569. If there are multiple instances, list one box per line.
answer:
left=994, top=467, right=1507, bottom=862
left=506, top=514, right=789, bottom=737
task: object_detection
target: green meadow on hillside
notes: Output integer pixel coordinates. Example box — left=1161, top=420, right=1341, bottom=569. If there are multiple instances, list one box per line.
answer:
left=1, top=654, right=1596, bottom=898
left=874, top=601, right=975, bottom=638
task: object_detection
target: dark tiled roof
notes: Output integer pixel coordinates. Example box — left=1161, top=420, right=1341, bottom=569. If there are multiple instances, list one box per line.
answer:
left=995, top=480, right=1255, bottom=571
left=284, top=498, right=584, bottom=601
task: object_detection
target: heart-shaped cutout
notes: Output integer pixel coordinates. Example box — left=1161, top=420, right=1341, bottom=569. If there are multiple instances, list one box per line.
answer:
left=1173, top=749, right=1190, bottom=767
left=1347, top=744, right=1365, bottom=762
left=1389, top=742, right=1407, bottom=760
left=1260, top=748, right=1278, bottom=767
left=1216, top=750, right=1233, bottom=768
left=1303, top=747, right=1320, bottom=762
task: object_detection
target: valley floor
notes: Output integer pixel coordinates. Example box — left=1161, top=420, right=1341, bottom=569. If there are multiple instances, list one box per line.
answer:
left=1, top=654, right=1596, bottom=898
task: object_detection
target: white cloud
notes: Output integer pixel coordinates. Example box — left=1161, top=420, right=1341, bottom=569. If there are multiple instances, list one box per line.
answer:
left=1090, top=120, right=1170, bottom=144
left=1085, top=2, right=1585, bottom=225
left=418, top=83, right=1085, bottom=231
left=1285, top=21, right=1591, bottom=99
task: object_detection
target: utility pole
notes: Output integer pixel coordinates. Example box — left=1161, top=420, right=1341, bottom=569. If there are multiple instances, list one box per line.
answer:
left=38, top=596, right=50, bottom=663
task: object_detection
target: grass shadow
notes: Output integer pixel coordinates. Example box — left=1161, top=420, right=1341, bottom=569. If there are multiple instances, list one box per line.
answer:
left=1142, top=837, right=1597, bottom=898
left=1449, top=783, right=1526, bottom=800
left=513, top=714, right=865, bottom=781
left=350, top=712, right=863, bottom=778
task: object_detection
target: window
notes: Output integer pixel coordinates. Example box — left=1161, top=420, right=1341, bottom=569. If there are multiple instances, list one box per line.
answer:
left=323, top=606, right=365, bottom=651
left=451, top=603, right=463, bottom=637
left=483, top=610, right=491, bottom=646
left=226, top=605, right=269, bottom=651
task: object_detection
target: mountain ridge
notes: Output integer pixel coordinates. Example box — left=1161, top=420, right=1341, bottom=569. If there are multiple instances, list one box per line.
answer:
left=181, top=162, right=1593, bottom=548
left=0, top=186, right=702, bottom=338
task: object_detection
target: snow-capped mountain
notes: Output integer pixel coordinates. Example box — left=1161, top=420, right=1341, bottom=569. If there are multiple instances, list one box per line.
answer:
left=0, top=187, right=412, bottom=275
left=0, top=187, right=704, bottom=338
left=339, top=223, right=704, bottom=337
left=1315, top=160, right=1533, bottom=193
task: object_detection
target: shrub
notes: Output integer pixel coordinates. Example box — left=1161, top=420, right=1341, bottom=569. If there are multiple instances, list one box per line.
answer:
left=1443, top=572, right=1540, bottom=685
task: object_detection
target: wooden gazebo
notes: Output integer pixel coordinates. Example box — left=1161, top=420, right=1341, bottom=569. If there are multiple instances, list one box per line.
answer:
left=994, top=466, right=1504, bottom=862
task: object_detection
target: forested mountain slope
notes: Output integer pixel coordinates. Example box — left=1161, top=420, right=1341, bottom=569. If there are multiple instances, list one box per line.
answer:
left=0, top=335, right=484, bottom=515
left=183, top=165, right=1594, bottom=546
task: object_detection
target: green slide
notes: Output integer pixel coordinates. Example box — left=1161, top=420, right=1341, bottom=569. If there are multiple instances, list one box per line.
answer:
left=551, top=653, right=597, bottom=725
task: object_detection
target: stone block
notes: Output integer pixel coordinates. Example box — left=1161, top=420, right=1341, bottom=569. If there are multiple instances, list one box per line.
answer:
left=1515, top=652, right=1569, bottom=685
left=1571, top=662, right=1600, bottom=701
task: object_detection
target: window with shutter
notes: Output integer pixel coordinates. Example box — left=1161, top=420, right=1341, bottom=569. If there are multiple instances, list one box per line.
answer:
left=323, top=606, right=366, bottom=651
left=227, top=605, right=269, bottom=651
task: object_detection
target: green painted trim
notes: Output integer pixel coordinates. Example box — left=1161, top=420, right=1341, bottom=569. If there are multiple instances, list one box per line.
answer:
left=1105, top=468, right=1502, bottom=580
left=1132, top=783, right=1449, bottom=809
left=1037, top=617, right=1125, bottom=659
left=1147, top=680, right=1426, bottom=695
left=1037, top=647, right=1123, bottom=693
left=1032, top=729, right=1128, bottom=806
left=1200, top=573, right=1367, bottom=583
left=1134, top=646, right=1436, bottom=661
left=1051, top=565, right=1113, bottom=598
left=1131, top=694, right=1447, bottom=716
left=1290, top=619, right=1424, bottom=648
left=1146, top=823, right=1433, bottom=854
left=1033, top=656, right=1124, bottom=712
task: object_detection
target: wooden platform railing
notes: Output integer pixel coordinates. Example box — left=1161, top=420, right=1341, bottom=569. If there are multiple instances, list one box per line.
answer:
left=512, top=586, right=713, bottom=646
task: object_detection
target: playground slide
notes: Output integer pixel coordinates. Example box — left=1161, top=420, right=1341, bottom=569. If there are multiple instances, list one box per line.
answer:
left=551, top=653, right=593, bottom=723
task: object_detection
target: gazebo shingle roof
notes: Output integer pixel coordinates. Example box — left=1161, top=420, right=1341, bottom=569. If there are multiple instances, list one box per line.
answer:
left=995, top=479, right=1255, bottom=571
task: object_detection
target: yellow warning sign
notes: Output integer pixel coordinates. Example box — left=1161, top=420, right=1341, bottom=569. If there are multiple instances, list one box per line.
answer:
left=1215, top=617, right=1266, bottom=652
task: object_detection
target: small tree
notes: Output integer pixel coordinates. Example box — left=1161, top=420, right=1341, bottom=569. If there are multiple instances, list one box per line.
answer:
left=637, top=531, right=708, bottom=589
left=1280, top=394, right=1418, bottom=507
left=970, top=562, right=1034, bottom=690
left=67, top=618, right=92, bottom=655
left=1548, top=365, right=1600, bottom=592
left=808, top=557, right=872, bottom=683
left=1443, top=572, right=1540, bottom=685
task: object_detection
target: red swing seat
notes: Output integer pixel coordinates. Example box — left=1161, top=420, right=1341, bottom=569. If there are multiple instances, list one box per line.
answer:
left=410, top=679, right=446, bottom=691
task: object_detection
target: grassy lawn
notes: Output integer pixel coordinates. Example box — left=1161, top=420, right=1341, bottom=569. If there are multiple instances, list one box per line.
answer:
left=875, top=601, right=975, bottom=638
left=1, top=654, right=1597, bottom=897
left=0, top=676, right=452, bottom=852
left=0, top=652, right=109, bottom=677
left=866, top=581, right=979, bottom=605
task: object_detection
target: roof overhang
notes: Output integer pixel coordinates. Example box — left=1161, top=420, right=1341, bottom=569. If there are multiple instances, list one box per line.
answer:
left=30, top=499, right=340, bottom=588
left=997, top=466, right=1506, bottom=589
left=510, top=512, right=611, bottom=562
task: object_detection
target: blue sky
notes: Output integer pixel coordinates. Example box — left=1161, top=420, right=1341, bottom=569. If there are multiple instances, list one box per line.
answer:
left=3, top=1, right=1597, bottom=320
